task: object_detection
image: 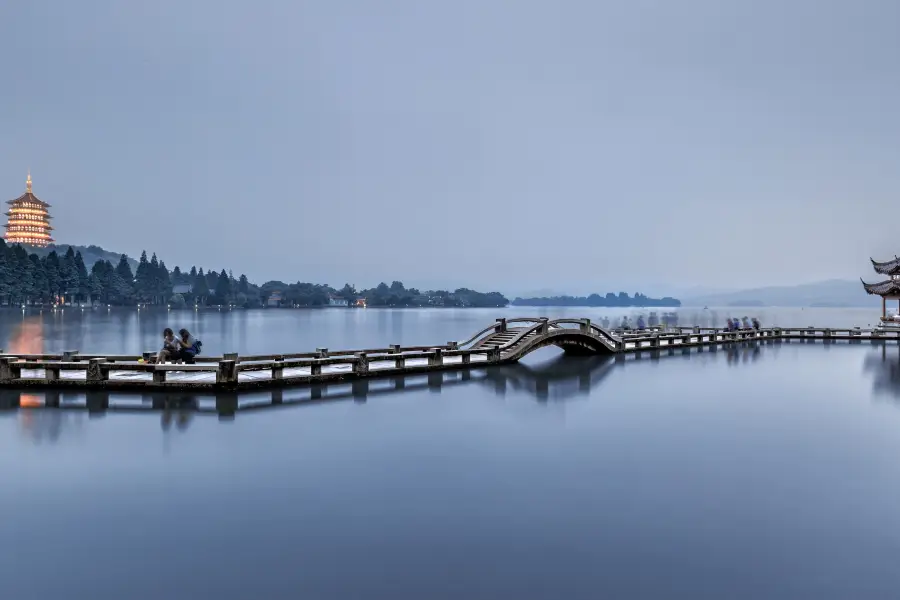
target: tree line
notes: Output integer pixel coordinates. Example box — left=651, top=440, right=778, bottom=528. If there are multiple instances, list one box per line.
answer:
left=0, top=241, right=508, bottom=308
left=0, top=241, right=256, bottom=307
left=511, top=292, right=681, bottom=307
left=259, top=280, right=508, bottom=307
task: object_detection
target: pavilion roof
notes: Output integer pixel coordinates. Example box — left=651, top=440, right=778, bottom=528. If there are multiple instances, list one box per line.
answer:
left=861, top=278, right=900, bottom=296
left=7, top=191, right=50, bottom=208
left=871, top=257, right=900, bottom=275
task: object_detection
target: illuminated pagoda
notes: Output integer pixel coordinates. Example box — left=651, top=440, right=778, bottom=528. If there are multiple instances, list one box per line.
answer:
left=4, top=172, right=54, bottom=247
left=862, top=257, right=900, bottom=320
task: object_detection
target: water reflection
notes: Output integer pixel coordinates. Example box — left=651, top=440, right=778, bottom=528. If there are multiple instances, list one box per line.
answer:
left=8, top=315, right=45, bottom=355
left=0, top=342, right=782, bottom=431
left=864, top=345, right=900, bottom=400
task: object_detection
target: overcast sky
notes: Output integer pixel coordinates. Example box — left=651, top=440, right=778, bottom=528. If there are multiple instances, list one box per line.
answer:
left=2, top=0, right=898, bottom=296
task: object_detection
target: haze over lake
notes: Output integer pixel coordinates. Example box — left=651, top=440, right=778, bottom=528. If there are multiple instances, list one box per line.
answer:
left=3, top=308, right=900, bottom=599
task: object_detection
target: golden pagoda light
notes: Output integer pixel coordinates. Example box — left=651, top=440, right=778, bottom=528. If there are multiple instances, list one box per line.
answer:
left=4, top=171, right=54, bottom=247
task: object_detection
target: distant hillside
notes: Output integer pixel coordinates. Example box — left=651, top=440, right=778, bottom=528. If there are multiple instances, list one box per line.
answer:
left=21, top=243, right=138, bottom=272
left=683, top=279, right=876, bottom=307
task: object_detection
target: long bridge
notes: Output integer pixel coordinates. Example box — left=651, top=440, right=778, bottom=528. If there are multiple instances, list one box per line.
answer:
left=0, top=317, right=895, bottom=396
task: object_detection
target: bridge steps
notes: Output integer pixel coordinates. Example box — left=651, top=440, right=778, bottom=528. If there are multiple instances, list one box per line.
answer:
left=472, top=327, right=530, bottom=349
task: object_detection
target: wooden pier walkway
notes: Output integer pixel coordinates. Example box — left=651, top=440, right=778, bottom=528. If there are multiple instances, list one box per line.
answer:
left=0, top=317, right=895, bottom=393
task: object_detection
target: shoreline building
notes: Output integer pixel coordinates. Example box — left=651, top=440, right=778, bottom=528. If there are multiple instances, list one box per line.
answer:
left=5, top=172, right=54, bottom=247
left=861, top=257, right=900, bottom=319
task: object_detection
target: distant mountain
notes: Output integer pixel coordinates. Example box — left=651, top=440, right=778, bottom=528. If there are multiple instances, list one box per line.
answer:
left=683, top=279, right=876, bottom=308
left=23, top=243, right=138, bottom=272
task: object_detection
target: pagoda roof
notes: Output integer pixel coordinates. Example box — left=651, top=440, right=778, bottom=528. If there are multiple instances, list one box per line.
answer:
left=861, top=278, right=900, bottom=296
left=7, top=191, right=50, bottom=208
left=871, top=257, right=900, bottom=275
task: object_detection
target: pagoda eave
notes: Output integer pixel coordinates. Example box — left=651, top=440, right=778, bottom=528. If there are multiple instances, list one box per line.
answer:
left=871, top=257, right=900, bottom=275
left=861, top=278, right=900, bottom=296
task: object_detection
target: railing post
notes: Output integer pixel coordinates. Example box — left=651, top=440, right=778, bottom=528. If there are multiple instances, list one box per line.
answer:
left=311, top=361, right=322, bottom=376
left=538, top=318, right=549, bottom=334
left=45, top=364, right=60, bottom=381
left=692, top=326, right=700, bottom=335
left=495, top=318, right=507, bottom=333
left=316, top=347, right=329, bottom=358
left=580, top=318, right=591, bottom=333
left=0, top=357, right=17, bottom=382
left=152, top=366, right=166, bottom=384
left=272, top=358, right=284, bottom=380
left=216, top=359, right=238, bottom=386
left=650, top=333, right=660, bottom=348
left=447, top=341, right=458, bottom=350
left=429, top=348, right=443, bottom=367
left=823, top=328, right=832, bottom=339
left=461, top=352, right=471, bottom=365
left=224, top=352, right=239, bottom=362
left=87, top=358, right=108, bottom=383
left=389, top=344, right=401, bottom=353
left=354, top=352, right=369, bottom=375
left=62, top=350, right=79, bottom=362
left=487, top=347, right=501, bottom=363
left=394, top=355, right=406, bottom=368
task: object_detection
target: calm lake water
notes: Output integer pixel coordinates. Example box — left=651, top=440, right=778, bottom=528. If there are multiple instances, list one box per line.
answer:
left=3, top=306, right=900, bottom=599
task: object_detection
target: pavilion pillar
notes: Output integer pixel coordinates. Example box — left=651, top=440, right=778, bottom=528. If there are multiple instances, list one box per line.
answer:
left=883, top=296, right=886, bottom=318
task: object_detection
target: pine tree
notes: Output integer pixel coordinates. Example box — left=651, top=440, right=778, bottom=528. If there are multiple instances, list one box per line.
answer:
left=214, top=268, right=232, bottom=304
left=172, top=266, right=183, bottom=285
left=89, top=273, right=103, bottom=302
left=193, top=268, right=209, bottom=305
left=238, top=274, right=250, bottom=294
left=30, top=254, right=47, bottom=303
left=74, top=251, right=90, bottom=302
left=157, top=260, right=172, bottom=302
left=149, top=253, right=161, bottom=304
left=206, top=269, right=218, bottom=294
left=43, top=251, right=61, bottom=302
left=134, top=250, right=151, bottom=302
left=61, top=247, right=78, bottom=303
left=114, top=254, right=134, bottom=302
left=115, top=254, right=134, bottom=283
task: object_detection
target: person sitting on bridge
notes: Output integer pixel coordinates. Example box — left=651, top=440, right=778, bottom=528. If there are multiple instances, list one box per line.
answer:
left=157, top=328, right=180, bottom=363
left=176, top=328, right=202, bottom=364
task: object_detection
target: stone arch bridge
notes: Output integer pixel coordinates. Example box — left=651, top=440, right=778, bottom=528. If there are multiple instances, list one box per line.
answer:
left=456, top=318, right=622, bottom=362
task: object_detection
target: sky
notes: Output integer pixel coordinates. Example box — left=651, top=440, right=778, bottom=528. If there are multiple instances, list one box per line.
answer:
left=2, top=0, right=899, bottom=297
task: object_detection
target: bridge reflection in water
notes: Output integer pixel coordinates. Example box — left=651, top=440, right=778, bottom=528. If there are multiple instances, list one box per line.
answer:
left=0, top=341, right=773, bottom=431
